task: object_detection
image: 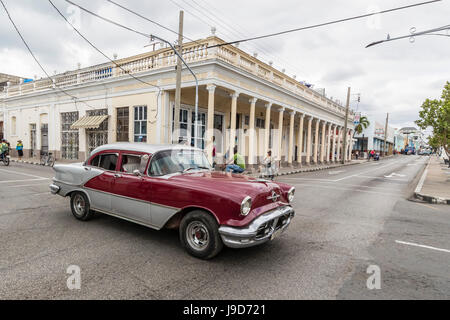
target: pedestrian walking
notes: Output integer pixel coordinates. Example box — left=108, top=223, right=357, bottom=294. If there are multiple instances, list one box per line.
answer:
left=16, top=140, right=23, bottom=160
left=263, top=150, right=275, bottom=180
left=212, top=136, right=216, bottom=168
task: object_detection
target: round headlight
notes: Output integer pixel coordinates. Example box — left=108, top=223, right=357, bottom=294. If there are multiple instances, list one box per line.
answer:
left=287, top=187, right=295, bottom=203
left=240, top=196, right=252, bottom=216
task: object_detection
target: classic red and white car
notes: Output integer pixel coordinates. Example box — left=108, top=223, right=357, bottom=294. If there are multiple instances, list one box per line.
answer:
left=50, top=143, right=295, bottom=259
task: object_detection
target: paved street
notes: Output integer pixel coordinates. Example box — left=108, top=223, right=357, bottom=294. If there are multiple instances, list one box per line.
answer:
left=0, top=155, right=449, bottom=299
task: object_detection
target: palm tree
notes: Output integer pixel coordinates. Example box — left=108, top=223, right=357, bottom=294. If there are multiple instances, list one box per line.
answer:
left=353, top=116, right=370, bottom=153
left=353, top=116, right=370, bottom=137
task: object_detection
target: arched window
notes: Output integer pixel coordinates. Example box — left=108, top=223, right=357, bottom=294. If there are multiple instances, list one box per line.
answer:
left=11, top=116, right=16, bottom=136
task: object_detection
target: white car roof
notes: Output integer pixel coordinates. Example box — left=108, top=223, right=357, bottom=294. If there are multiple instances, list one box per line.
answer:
left=91, top=143, right=202, bottom=157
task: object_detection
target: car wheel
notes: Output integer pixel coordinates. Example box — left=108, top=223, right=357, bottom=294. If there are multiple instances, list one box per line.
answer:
left=179, top=210, right=223, bottom=259
left=70, top=192, right=94, bottom=221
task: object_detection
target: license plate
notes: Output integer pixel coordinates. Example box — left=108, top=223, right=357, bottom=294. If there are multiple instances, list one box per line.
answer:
left=270, top=228, right=283, bottom=240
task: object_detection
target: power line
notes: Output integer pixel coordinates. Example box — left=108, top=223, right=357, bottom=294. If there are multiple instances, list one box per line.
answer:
left=366, top=24, right=450, bottom=47
left=167, top=0, right=214, bottom=30
left=66, top=0, right=151, bottom=38
left=49, top=0, right=161, bottom=92
left=106, top=0, right=203, bottom=46
left=0, top=0, right=96, bottom=109
left=188, top=0, right=309, bottom=80
left=49, top=0, right=162, bottom=122
left=206, top=0, right=443, bottom=48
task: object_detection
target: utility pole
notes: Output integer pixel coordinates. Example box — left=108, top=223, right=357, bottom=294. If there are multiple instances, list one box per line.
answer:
left=383, top=113, right=389, bottom=156
left=173, top=10, right=183, bottom=144
left=341, top=87, right=351, bottom=164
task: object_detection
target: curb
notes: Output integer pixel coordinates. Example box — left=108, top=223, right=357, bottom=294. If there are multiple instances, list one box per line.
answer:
left=10, top=159, right=42, bottom=166
left=414, top=158, right=450, bottom=205
left=255, top=159, right=368, bottom=179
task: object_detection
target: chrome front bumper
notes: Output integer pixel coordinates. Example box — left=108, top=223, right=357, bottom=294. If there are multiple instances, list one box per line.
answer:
left=49, top=183, right=60, bottom=195
left=218, top=206, right=295, bottom=248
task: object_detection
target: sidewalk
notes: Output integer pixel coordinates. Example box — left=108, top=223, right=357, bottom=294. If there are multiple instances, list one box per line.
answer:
left=8, top=157, right=80, bottom=166
left=250, top=159, right=369, bottom=178
left=415, top=156, right=450, bottom=204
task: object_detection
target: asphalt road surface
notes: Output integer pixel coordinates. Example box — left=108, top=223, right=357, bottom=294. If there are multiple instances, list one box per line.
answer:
left=0, top=155, right=449, bottom=299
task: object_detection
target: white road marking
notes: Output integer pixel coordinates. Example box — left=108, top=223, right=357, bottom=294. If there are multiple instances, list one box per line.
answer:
left=31, top=192, right=52, bottom=196
left=296, top=183, right=398, bottom=196
left=354, top=175, right=408, bottom=181
left=0, top=178, right=49, bottom=184
left=8, top=182, right=51, bottom=188
left=0, top=168, right=49, bottom=179
left=333, top=161, right=399, bottom=181
left=395, top=240, right=450, bottom=254
left=279, top=177, right=338, bottom=182
left=384, top=172, right=406, bottom=178
left=328, top=170, right=345, bottom=175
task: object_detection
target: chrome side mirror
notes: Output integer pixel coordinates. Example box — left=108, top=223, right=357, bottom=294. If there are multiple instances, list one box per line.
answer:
left=133, top=169, right=142, bottom=176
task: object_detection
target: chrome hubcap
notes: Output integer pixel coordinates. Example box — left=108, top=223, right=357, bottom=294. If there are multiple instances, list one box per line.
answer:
left=73, top=195, right=85, bottom=216
left=186, top=221, right=209, bottom=250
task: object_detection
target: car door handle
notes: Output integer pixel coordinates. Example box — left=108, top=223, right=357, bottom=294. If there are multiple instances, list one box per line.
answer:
left=114, top=173, right=122, bottom=178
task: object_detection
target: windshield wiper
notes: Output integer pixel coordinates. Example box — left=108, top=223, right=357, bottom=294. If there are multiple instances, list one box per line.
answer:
left=183, top=166, right=210, bottom=173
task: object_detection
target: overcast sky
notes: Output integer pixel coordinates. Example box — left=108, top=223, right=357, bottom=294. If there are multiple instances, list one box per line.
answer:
left=1, top=0, right=449, bottom=131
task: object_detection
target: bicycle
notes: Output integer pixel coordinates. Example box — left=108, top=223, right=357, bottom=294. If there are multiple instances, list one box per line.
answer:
left=40, top=152, right=56, bottom=167
left=0, top=150, right=10, bottom=166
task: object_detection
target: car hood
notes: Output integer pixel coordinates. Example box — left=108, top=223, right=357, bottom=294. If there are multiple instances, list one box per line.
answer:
left=168, top=170, right=288, bottom=205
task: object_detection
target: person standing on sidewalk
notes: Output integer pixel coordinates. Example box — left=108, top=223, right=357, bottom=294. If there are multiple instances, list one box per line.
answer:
left=16, top=140, right=23, bottom=160
left=263, top=150, right=275, bottom=180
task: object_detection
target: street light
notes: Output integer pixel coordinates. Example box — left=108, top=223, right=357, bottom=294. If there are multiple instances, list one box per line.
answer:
left=150, top=34, right=199, bottom=149
left=366, top=24, right=450, bottom=48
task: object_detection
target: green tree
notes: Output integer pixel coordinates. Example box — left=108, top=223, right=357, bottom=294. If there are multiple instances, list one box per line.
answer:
left=415, top=81, right=450, bottom=159
left=353, top=116, right=370, bottom=136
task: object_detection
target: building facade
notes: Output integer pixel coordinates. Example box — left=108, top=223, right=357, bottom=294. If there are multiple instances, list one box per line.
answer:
left=0, top=36, right=355, bottom=167
left=353, top=120, right=395, bottom=156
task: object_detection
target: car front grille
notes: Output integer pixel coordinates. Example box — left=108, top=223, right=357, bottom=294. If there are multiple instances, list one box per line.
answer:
left=255, top=209, right=292, bottom=239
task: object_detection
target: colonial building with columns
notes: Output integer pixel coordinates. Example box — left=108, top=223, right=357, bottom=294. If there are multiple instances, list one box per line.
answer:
left=0, top=35, right=355, bottom=167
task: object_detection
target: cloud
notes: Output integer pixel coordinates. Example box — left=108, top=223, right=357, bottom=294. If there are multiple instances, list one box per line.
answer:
left=0, top=0, right=448, bottom=128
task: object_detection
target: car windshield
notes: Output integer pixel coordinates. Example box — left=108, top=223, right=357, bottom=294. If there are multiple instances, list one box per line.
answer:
left=149, top=149, right=211, bottom=176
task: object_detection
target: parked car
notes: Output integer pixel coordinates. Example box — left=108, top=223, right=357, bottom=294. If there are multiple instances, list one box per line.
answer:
left=49, top=143, right=295, bottom=259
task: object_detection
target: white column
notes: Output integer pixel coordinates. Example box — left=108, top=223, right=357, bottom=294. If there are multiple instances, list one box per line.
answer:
left=229, top=92, right=239, bottom=157
left=336, top=126, right=342, bottom=162
left=277, top=107, right=285, bottom=161
left=288, top=110, right=295, bottom=164
left=313, top=118, right=319, bottom=164
left=129, top=106, right=135, bottom=143
left=36, top=114, right=42, bottom=155
left=297, top=114, right=304, bottom=165
left=326, top=122, right=331, bottom=163
left=320, top=120, right=326, bottom=163
left=347, top=129, right=353, bottom=161
left=306, top=116, right=312, bottom=165
left=264, top=102, right=272, bottom=153
left=331, top=124, right=336, bottom=162
left=206, top=84, right=216, bottom=163
left=248, top=97, right=257, bottom=165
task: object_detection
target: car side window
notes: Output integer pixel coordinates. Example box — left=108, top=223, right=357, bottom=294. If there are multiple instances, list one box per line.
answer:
left=90, top=154, right=100, bottom=167
left=90, top=153, right=118, bottom=171
left=120, top=154, right=149, bottom=174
